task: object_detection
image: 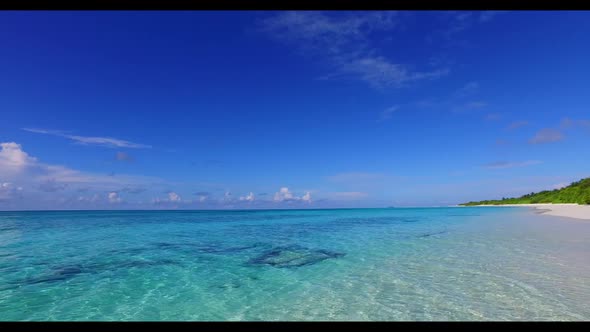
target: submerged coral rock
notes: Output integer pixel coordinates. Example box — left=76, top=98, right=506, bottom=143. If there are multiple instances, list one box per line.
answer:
left=248, top=245, right=345, bottom=268
left=19, top=265, right=85, bottom=286
left=416, top=230, right=447, bottom=238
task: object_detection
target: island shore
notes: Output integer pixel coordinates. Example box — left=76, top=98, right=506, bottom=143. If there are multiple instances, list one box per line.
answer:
left=470, top=203, right=590, bottom=221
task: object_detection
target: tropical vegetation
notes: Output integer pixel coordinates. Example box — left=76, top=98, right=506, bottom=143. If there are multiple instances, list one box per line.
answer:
left=461, top=178, right=590, bottom=205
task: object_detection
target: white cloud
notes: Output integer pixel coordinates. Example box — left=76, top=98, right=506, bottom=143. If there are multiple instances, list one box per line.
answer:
left=301, top=191, right=312, bottom=202
left=0, top=141, right=165, bottom=208
left=168, top=192, right=181, bottom=202
left=32, top=163, right=157, bottom=190
left=239, top=192, right=255, bottom=202
left=194, top=191, right=210, bottom=202
left=0, top=142, right=37, bottom=173
left=261, top=11, right=397, bottom=53
left=273, top=187, right=311, bottom=203
left=152, top=191, right=182, bottom=205
left=338, top=56, right=449, bottom=89
left=23, top=128, right=151, bottom=149
left=78, top=194, right=100, bottom=203
left=261, top=11, right=447, bottom=90
left=437, top=11, right=502, bottom=41
left=108, top=192, right=121, bottom=203
left=70, top=136, right=150, bottom=149
left=274, top=187, right=292, bottom=201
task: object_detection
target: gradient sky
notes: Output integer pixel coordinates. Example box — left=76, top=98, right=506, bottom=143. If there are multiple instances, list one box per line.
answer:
left=1, top=10, right=589, bottom=210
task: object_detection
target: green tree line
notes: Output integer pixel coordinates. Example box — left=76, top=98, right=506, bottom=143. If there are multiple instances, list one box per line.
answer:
left=461, top=178, right=590, bottom=206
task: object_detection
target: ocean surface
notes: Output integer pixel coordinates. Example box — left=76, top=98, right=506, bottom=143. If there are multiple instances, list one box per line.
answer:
left=0, top=207, right=588, bottom=321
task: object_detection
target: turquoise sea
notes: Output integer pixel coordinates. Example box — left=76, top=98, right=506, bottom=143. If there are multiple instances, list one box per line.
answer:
left=0, top=207, right=588, bottom=321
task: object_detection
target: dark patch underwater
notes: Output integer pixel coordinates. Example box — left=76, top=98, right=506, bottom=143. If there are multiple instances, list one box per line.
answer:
left=247, top=244, right=345, bottom=268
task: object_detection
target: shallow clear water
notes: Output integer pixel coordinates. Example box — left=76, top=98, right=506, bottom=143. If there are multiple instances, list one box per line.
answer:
left=0, top=207, right=588, bottom=321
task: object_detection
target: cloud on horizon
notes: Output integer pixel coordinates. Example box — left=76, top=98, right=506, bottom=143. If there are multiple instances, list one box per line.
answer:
left=239, top=192, right=255, bottom=202
left=273, top=187, right=311, bottom=203
left=108, top=192, right=121, bottom=203
left=152, top=191, right=182, bottom=206
left=167, top=192, right=181, bottom=202
left=0, top=141, right=165, bottom=209
left=193, top=191, right=211, bottom=202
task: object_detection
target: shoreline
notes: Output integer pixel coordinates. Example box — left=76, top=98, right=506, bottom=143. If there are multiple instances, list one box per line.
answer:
left=468, top=203, right=590, bottom=221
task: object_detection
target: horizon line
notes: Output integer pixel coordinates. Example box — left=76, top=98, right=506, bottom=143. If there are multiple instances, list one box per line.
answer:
left=0, top=206, right=467, bottom=213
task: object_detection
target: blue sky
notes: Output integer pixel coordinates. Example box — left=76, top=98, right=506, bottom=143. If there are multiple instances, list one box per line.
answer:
left=1, top=11, right=589, bottom=210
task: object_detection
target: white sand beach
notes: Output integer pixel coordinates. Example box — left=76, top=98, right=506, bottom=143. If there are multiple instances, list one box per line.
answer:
left=472, top=203, right=590, bottom=221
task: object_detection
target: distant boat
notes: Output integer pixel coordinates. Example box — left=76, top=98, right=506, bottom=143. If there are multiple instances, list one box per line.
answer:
left=386, top=206, right=395, bottom=208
